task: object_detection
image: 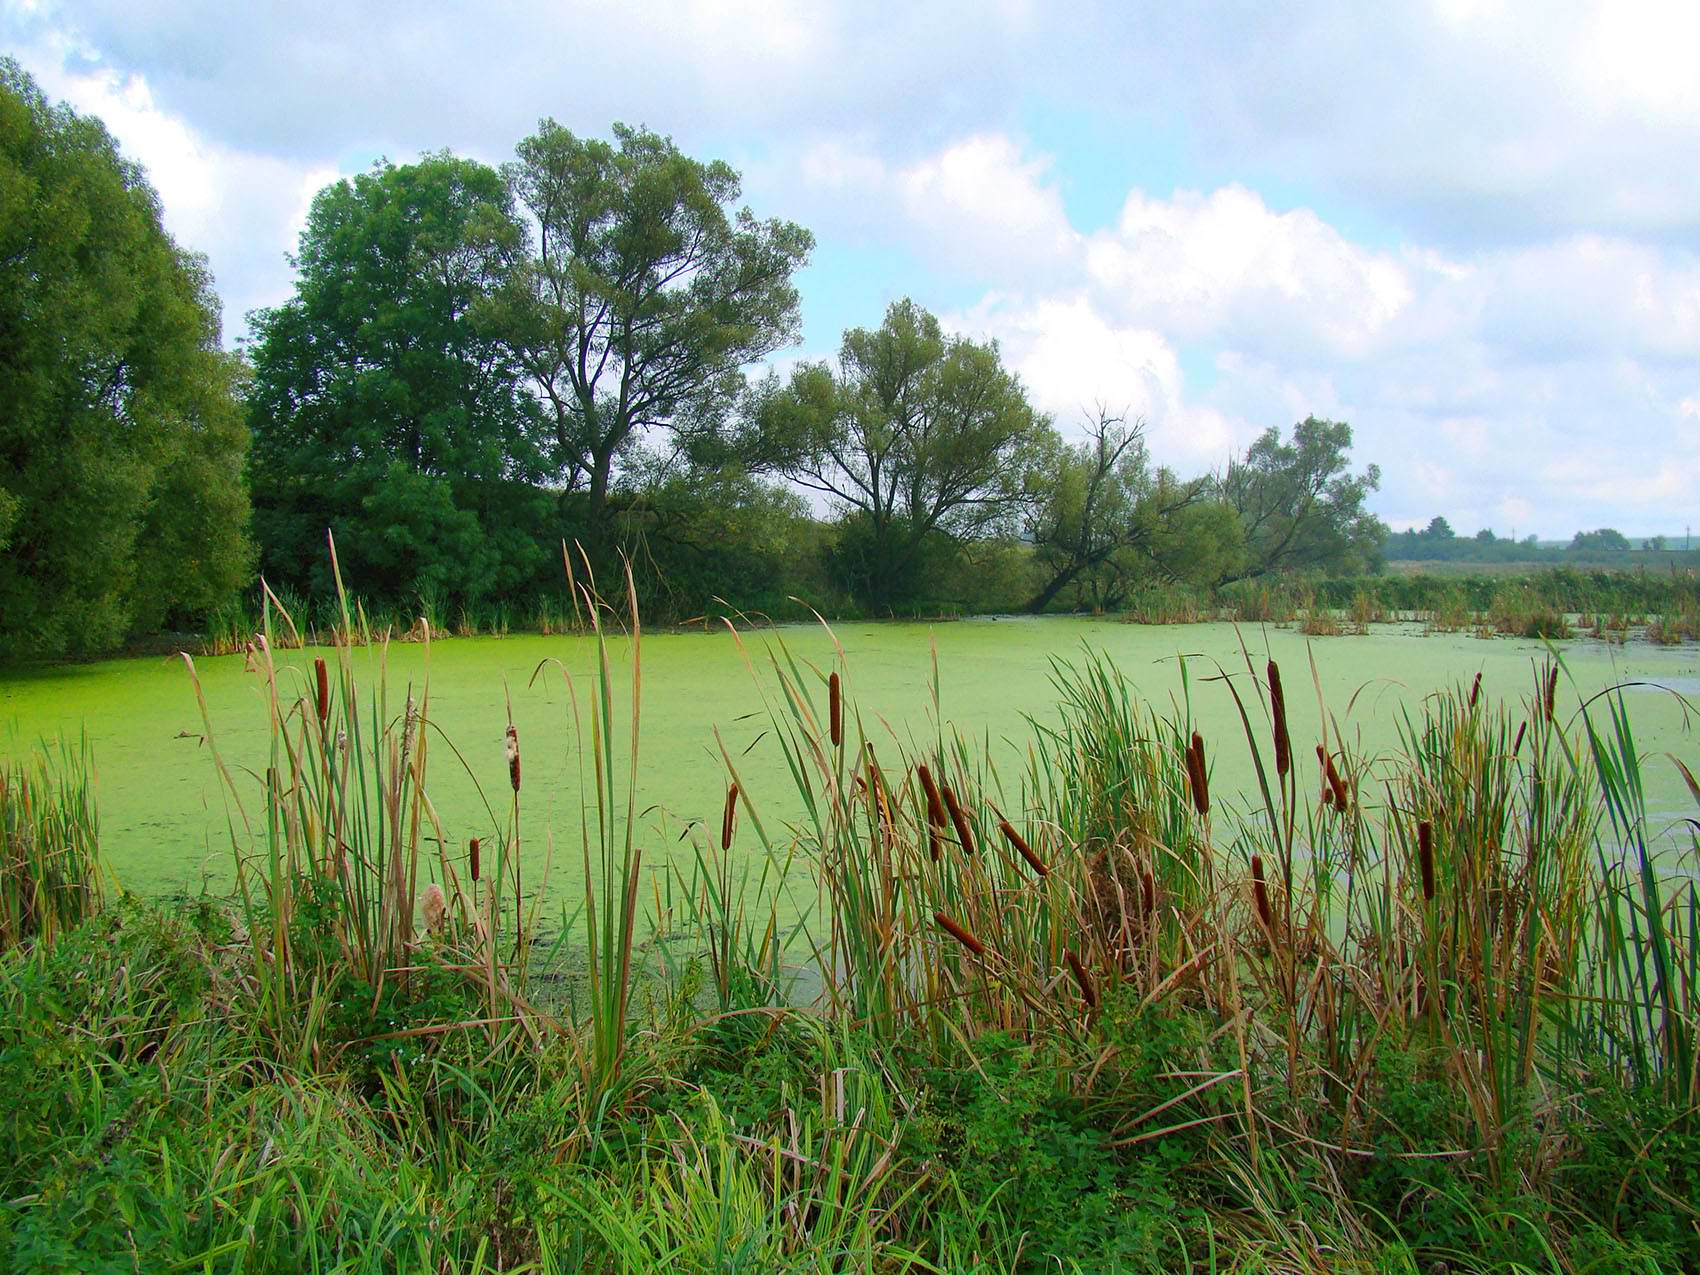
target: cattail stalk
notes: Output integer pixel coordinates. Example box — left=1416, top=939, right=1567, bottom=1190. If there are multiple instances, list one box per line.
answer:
left=1543, top=665, right=1558, bottom=723
left=1318, top=745, right=1349, bottom=812
left=469, top=836, right=481, bottom=883
left=1141, top=868, right=1156, bottom=919
left=942, top=784, right=976, bottom=855
left=1468, top=672, right=1482, bottom=710
left=828, top=672, right=843, bottom=748
left=314, top=657, right=330, bottom=725
left=505, top=724, right=521, bottom=792
left=1417, top=819, right=1436, bottom=902
left=1063, top=949, right=1098, bottom=1008
left=721, top=782, right=738, bottom=851
left=934, top=910, right=986, bottom=957
left=999, top=818, right=1048, bottom=877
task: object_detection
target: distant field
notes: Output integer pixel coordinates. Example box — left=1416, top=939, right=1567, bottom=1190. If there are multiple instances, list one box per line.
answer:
left=1386, top=550, right=1700, bottom=577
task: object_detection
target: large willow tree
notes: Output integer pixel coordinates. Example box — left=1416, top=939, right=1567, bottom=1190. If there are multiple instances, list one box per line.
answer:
left=0, top=61, right=251, bottom=657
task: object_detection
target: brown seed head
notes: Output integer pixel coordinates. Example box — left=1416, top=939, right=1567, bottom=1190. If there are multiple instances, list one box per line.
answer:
left=721, top=782, right=739, bottom=851
left=1513, top=721, right=1528, bottom=755
left=1063, top=949, right=1098, bottom=1008
left=422, top=882, right=447, bottom=933
left=1251, top=853, right=1274, bottom=932
left=999, top=818, right=1048, bottom=877
left=917, top=764, right=948, bottom=829
left=941, top=784, right=977, bottom=855
left=828, top=672, right=843, bottom=748
left=468, top=837, right=481, bottom=883
left=1142, top=868, right=1156, bottom=918
left=314, top=657, right=330, bottom=725
left=1186, top=731, right=1211, bottom=816
left=933, top=910, right=986, bottom=957
left=505, top=724, right=521, bottom=793
left=1267, top=660, right=1291, bottom=778
left=1544, top=665, right=1559, bottom=723
left=1468, top=672, right=1482, bottom=710
left=1321, top=747, right=1349, bottom=812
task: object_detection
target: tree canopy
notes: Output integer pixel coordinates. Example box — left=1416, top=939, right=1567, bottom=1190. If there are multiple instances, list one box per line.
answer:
left=247, top=154, right=552, bottom=605
left=0, top=60, right=250, bottom=657
left=755, top=300, right=1052, bottom=609
left=1219, top=417, right=1385, bottom=580
left=497, top=122, right=813, bottom=552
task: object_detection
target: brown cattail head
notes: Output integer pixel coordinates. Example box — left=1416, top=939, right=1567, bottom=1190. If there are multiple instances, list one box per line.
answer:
left=1468, top=672, right=1482, bottom=710
left=917, top=764, right=948, bottom=830
left=941, top=784, right=977, bottom=855
left=1513, top=720, right=1528, bottom=755
left=721, top=782, right=739, bottom=851
left=999, top=818, right=1048, bottom=877
left=505, top=724, right=521, bottom=793
left=1251, top=853, right=1274, bottom=932
left=469, top=836, right=481, bottom=883
left=828, top=672, right=843, bottom=748
left=314, top=657, right=330, bottom=725
left=1544, top=665, right=1559, bottom=723
left=1417, top=820, right=1436, bottom=901
left=1320, top=747, right=1350, bottom=813
left=1063, top=949, right=1098, bottom=1008
left=421, top=881, right=447, bottom=933
left=933, top=910, right=986, bottom=957
left=1267, top=660, right=1291, bottom=778
left=1142, top=868, right=1157, bottom=918
left=1185, top=731, right=1211, bottom=816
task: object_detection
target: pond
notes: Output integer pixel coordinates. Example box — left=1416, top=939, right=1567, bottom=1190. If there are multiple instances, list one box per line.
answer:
left=2, top=618, right=1696, bottom=907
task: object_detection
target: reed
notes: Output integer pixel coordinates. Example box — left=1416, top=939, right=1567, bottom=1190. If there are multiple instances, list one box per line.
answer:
left=0, top=740, right=101, bottom=951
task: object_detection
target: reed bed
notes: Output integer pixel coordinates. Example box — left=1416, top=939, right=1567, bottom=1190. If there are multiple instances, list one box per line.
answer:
left=7, top=559, right=1700, bottom=1271
left=0, top=740, right=101, bottom=951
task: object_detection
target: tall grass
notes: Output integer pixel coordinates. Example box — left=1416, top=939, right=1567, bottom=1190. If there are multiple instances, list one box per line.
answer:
left=0, top=739, right=101, bottom=950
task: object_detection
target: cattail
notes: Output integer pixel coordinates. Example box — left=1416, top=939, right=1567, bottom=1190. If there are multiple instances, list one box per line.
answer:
left=828, top=672, right=842, bottom=748
left=1513, top=721, right=1528, bottom=755
left=1185, top=731, right=1210, bottom=816
left=421, top=882, right=446, bottom=933
left=1319, top=746, right=1349, bottom=812
left=314, top=657, right=330, bottom=724
left=1417, top=820, right=1436, bottom=901
left=1251, top=854, right=1274, bottom=933
left=468, top=837, right=481, bottom=883
left=941, top=784, right=977, bottom=855
left=933, top=910, right=986, bottom=957
left=1267, top=660, right=1291, bottom=778
left=721, top=782, right=739, bottom=851
left=505, top=724, right=521, bottom=793
left=999, top=818, right=1048, bottom=877
left=1544, top=665, right=1558, bottom=723
left=1142, top=868, right=1157, bottom=918
left=1468, top=672, right=1482, bottom=710
left=1063, top=949, right=1098, bottom=1008
left=917, top=764, right=948, bottom=830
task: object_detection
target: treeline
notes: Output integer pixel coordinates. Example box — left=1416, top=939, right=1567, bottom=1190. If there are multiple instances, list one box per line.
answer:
left=1387, top=517, right=1692, bottom=564
left=0, top=64, right=1389, bottom=657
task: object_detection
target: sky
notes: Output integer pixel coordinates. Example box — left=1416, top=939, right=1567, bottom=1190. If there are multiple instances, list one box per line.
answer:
left=5, top=0, right=1698, bottom=537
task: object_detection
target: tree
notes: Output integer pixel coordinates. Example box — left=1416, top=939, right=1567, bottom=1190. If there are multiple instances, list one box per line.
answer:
left=1570, top=528, right=1631, bottom=553
left=498, top=122, right=812, bottom=554
left=756, top=300, right=1052, bottom=610
left=1023, top=409, right=1218, bottom=612
left=0, top=61, right=250, bottom=657
left=1219, top=417, right=1384, bottom=579
left=1421, top=516, right=1456, bottom=540
left=248, top=154, right=551, bottom=605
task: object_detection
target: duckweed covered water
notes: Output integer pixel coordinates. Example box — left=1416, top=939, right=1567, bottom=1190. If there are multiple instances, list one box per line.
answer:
left=1, top=618, right=1694, bottom=906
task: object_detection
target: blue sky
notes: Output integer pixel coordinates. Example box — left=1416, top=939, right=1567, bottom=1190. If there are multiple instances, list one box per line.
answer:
left=5, top=0, right=1697, bottom=536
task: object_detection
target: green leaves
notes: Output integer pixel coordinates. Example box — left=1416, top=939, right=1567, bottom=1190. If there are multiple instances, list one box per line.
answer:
left=0, top=61, right=251, bottom=657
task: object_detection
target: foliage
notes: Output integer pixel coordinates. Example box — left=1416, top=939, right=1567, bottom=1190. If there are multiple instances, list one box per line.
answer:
left=756, top=298, right=1052, bottom=610
left=1218, top=415, right=1385, bottom=580
left=499, top=121, right=813, bottom=553
left=247, top=153, right=554, bottom=607
left=0, top=61, right=251, bottom=657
